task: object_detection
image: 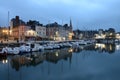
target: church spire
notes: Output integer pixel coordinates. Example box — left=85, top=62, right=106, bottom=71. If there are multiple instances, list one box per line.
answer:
left=69, top=18, right=73, bottom=32
left=70, top=18, right=72, bottom=28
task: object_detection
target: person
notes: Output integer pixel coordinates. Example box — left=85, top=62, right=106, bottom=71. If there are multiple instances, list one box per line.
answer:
left=17, top=40, right=19, bottom=43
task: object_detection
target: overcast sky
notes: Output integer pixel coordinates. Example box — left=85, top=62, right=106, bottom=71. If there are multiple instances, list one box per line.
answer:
left=0, top=0, right=120, bottom=31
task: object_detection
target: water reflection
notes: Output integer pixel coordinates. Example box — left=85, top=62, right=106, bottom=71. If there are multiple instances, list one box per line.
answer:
left=10, top=53, right=45, bottom=71
left=45, top=48, right=72, bottom=63
left=10, top=48, right=73, bottom=71
left=94, top=43, right=116, bottom=53
left=116, top=44, right=120, bottom=50
left=0, top=55, right=7, bottom=64
left=9, top=43, right=120, bottom=71
left=1, top=43, right=120, bottom=80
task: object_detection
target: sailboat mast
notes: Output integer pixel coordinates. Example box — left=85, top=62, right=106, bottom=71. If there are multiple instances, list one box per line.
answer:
left=8, top=11, right=9, bottom=28
left=8, top=11, right=10, bottom=40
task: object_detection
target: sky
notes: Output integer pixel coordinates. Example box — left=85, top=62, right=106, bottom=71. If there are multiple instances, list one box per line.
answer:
left=0, top=0, right=120, bottom=31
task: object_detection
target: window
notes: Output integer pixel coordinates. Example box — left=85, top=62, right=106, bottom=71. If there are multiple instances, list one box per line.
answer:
left=29, top=32, right=31, bottom=36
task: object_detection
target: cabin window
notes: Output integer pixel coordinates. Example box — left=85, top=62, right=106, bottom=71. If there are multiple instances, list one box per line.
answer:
left=31, top=44, right=34, bottom=48
left=25, top=44, right=29, bottom=46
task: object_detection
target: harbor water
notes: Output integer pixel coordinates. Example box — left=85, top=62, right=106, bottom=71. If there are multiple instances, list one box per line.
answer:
left=0, top=43, right=120, bottom=80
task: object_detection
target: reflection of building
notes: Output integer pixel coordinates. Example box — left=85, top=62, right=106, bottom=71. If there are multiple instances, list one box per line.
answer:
left=95, top=43, right=115, bottom=53
left=116, top=44, right=120, bottom=50
left=11, top=56, right=31, bottom=71
left=10, top=54, right=45, bottom=71
left=0, top=55, right=7, bottom=64
left=45, top=48, right=72, bottom=63
left=82, top=43, right=116, bottom=54
left=29, top=54, right=45, bottom=66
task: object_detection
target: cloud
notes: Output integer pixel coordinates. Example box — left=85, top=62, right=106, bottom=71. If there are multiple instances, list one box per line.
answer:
left=0, top=0, right=120, bottom=31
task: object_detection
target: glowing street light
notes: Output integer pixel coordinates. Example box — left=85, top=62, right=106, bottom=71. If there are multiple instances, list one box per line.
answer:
left=2, top=30, right=9, bottom=34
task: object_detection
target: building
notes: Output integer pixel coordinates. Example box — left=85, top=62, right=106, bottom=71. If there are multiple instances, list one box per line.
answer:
left=73, top=29, right=81, bottom=39
left=27, top=20, right=41, bottom=30
left=116, top=32, right=120, bottom=39
left=46, top=19, right=73, bottom=41
left=54, top=26, right=68, bottom=41
left=106, top=28, right=116, bottom=38
left=63, top=20, right=73, bottom=40
left=73, top=29, right=98, bottom=39
left=35, top=26, right=46, bottom=38
left=0, top=27, right=9, bottom=40
left=98, top=29, right=104, bottom=35
left=95, top=28, right=116, bottom=39
left=10, top=16, right=25, bottom=28
left=10, top=16, right=26, bottom=40
left=46, top=22, right=60, bottom=40
left=12, top=25, right=30, bottom=41
left=25, top=29, right=37, bottom=37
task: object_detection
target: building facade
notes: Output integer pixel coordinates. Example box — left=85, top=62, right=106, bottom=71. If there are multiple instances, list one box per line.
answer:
left=73, top=30, right=98, bottom=40
left=46, top=20, right=73, bottom=41
left=10, top=16, right=25, bottom=28
left=12, top=25, right=30, bottom=41
left=46, top=22, right=59, bottom=39
left=25, top=29, right=37, bottom=37
left=35, top=26, right=46, bottom=38
left=0, top=27, right=9, bottom=40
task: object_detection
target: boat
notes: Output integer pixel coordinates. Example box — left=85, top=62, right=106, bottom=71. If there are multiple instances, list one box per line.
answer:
left=49, top=43, right=60, bottom=49
left=3, top=47, right=20, bottom=55
left=19, top=42, right=42, bottom=54
left=78, top=40, right=87, bottom=45
left=43, top=44, right=53, bottom=50
left=19, top=44, right=31, bottom=54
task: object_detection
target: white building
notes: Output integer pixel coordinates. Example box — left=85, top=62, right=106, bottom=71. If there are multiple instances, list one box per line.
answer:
left=35, top=26, right=46, bottom=38
left=25, top=29, right=37, bottom=37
